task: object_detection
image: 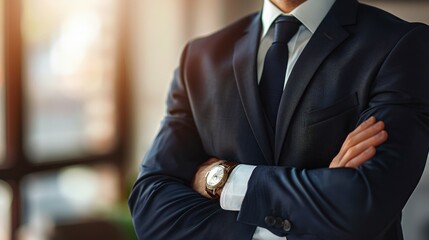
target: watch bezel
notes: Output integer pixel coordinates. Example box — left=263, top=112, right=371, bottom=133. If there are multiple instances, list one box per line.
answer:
left=204, top=161, right=238, bottom=199
left=205, top=165, right=226, bottom=188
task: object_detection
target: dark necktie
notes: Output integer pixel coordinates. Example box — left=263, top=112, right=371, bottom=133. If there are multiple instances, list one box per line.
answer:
left=259, top=16, right=301, bottom=129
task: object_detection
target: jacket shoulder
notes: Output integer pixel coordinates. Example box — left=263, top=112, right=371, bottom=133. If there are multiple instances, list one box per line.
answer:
left=187, top=12, right=259, bottom=53
left=357, top=3, right=428, bottom=34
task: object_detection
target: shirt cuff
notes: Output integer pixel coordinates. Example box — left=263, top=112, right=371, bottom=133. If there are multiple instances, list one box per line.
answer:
left=220, top=164, right=256, bottom=211
left=253, top=227, right=287, bottom=240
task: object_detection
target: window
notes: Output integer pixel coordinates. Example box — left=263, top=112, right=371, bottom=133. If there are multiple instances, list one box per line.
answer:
left=1, top=0, right=130, bottom=239
left=22, top=0, right=119, bottom=162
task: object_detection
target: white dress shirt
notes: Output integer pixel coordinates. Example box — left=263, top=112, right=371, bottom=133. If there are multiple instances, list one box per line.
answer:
left=220, top=0, right=336, bottom=239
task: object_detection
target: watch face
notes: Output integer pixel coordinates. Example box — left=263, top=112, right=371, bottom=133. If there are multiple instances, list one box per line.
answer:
left=206, top=165, right=225, bottom=187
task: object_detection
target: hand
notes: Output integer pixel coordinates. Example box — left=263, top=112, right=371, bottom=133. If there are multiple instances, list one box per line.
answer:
left=192, top=158, right=224, bottom=198
left=330, top=116, right=388, bottom=168
left=192, top=117, right=387, bottom=197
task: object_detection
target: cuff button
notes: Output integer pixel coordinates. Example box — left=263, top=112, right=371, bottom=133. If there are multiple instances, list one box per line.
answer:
left=274, top=217, right=284, bottom=228
left=283, top=219, right=291, bottom=232
left=265, top=216, right=276, bottom=226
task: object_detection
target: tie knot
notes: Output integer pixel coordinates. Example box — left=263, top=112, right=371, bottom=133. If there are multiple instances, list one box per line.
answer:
left=273, top=16, right=301, bottom=43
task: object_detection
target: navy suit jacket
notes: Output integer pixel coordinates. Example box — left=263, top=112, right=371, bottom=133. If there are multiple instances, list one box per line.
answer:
left=129, top=0, right=429, bottom=239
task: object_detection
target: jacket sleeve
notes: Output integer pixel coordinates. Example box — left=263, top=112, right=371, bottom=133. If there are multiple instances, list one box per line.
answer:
left=128, top=43, right=255, bottom=240
left=238, top=25, right=429, bottom=239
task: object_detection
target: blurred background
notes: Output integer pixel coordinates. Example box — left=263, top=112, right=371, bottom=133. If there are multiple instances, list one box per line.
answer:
left=0, top=0, right=428, bottom=239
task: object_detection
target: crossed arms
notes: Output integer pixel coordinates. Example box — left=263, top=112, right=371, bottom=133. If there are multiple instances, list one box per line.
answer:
left=129, top=26, right=429, bottom=240
left=192, top=116, right=388, bottom=199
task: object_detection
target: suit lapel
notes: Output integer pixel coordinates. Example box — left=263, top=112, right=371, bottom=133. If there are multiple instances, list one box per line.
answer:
left=274, top=0, right=358, bottom=163
left=233, top=13, right=275, bottom=164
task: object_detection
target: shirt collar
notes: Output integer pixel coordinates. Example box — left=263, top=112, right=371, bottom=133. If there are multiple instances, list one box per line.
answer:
left=261, top=0, right=336, bottom=37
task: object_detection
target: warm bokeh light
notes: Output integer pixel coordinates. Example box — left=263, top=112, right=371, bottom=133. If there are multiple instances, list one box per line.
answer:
left=0, top=180, right=12, bottom=240
left=22, top=0, right=119, bottom=162
left=0, top=0, right=427, bottom=239
left=19, top=164, right=120, bottom=240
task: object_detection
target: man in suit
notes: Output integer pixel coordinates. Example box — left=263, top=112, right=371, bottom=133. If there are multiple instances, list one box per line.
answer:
left=129, top=0, right=429, bottom=239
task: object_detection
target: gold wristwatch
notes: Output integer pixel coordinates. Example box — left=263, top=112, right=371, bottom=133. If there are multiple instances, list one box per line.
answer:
left=205, top=161, right=238, bottom=199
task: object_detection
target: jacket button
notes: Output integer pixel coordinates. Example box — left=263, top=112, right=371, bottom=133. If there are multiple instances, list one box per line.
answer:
left=283, top=219, right=291, bottom=232
left=274, top=217, right=284, bottom=228
left=265, top=216, right=276, bottom=226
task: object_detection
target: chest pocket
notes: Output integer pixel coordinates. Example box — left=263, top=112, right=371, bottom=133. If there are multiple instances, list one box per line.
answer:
left=306, top=92, right=359, bottom=127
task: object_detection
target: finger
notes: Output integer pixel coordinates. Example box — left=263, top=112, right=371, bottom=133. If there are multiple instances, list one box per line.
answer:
left=348, top=116, right=377, bottom=138
left=345, top=147, right=376, bottom=168
left=331, top=119, right=378, bottom=168
left=349, top=121, right=385, bottom=147
left=339, top=130, right=388, bottom=166
left=340, top=130, right=387, bottom=166
left=335, top=120, right=384, bottom=162
left=330, top=118, right=382, bottom=168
